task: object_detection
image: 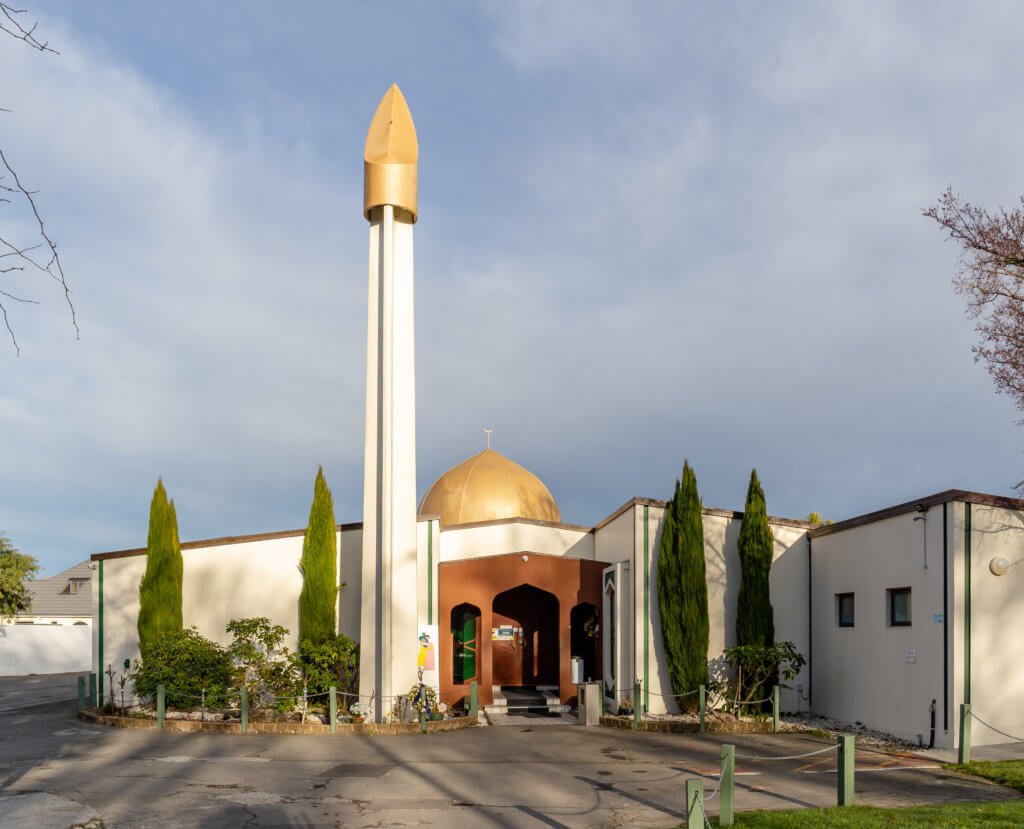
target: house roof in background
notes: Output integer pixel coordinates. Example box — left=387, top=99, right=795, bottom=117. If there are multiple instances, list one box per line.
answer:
left=22, top=561, right=93, bottom=617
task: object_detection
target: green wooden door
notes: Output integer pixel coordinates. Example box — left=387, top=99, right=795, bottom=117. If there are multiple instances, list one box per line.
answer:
left=453, top=609, right=478, bottom=684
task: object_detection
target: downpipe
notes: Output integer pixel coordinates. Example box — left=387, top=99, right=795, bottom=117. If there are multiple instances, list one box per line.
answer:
left=929, top=699, right=936, bottom=749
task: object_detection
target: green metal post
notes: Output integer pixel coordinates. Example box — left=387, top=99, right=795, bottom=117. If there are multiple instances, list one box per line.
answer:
left=156, top=684, right=165, bottom=731
left=470, top=681, right=479, bottom=718
left=699, top=684, right=706, bottom=734
left=240, top=686, right=248, bottom=734
left=958, top=703, right=972, bottom=764
left=329, top=686, right=337, bottom=734
left=685, top=778, right=703, bottom=829
left=88, top=672, right=96, bottom=707
left=419, top=710, right=426, bottom=734
left=77, top=676, right=86, bottom=712
left=633, top=680, right=642, bottom=730
left=772, top=685, right=780, bottom=734
left=720, top=744, right=735, bottom=827
left=838, top=735, right=855, bottom=806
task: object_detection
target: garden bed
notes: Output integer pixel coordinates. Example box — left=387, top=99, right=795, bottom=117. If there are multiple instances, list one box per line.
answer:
left=79, top=708, right=475, bottom=736
left=600, top=714, right=775, bottom=733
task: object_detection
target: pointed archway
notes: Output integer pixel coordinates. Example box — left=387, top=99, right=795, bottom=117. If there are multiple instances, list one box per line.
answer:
left=492, top=584, right=559, bottom=687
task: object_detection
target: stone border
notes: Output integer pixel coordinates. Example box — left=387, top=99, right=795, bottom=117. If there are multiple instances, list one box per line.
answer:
left=78, top=709, right=475, bottom=736
left=600, top=715, right=774, bottom=734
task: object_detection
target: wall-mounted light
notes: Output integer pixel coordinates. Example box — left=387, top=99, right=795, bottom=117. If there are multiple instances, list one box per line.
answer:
left=521, top=555, right=529, bottom=562
left=990, top=556, right=1011, bottom=576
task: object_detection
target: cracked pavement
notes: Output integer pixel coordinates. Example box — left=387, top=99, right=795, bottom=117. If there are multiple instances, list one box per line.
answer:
left=0, top=679, right=1019, bottom=828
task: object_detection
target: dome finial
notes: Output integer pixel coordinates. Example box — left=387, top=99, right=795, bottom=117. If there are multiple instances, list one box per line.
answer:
left=484, top=427, right=493, bottom=450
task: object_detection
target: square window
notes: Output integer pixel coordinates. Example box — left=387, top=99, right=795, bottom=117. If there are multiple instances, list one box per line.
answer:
left=836, top=593, right=855, bottom=627
left=888, top=587, right=912, bottom=626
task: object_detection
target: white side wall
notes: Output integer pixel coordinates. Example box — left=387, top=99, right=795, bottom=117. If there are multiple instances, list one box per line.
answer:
left=961, top=502, right=1024, bottom=747
left=339, top=526, right=362, bottom=640
left=811, top=510, right=947, bottom=747
left=645, top=507, right=810, bottom=716
left=94, top=528, right=356, bottom=700
left=0, top=623, right=92, bottom=676
left=594, top=509, right=636, bottom=564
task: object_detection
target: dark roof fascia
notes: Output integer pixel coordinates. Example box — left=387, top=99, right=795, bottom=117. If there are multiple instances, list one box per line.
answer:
left=808, top=489, right=1024, bottom=538
left=591, top=497, right=815, bottom=532
left=91, top=521, right=364, bottom=562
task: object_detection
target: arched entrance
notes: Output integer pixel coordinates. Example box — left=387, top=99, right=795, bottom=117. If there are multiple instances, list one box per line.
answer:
left=492, top=584, right=559, bottom=687
left=450, top=603, right=480, bottom=686
left=570, top=602, right=600, bottom=683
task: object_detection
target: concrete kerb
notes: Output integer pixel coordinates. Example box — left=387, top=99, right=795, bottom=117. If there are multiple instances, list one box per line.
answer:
left=78, top=708, right=476, bottom=736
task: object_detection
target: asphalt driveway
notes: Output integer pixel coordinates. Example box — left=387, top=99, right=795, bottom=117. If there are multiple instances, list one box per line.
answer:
left=0, top=685, right=1017, bottom=828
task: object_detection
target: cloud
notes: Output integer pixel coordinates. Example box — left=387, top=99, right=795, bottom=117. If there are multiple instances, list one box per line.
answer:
left=3, top=4, right=1024, bottom=574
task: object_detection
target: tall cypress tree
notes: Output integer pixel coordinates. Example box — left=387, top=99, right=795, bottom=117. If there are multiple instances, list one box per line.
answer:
left=299, top=467, right=338, bottom=647
left=137, top=479, right=183, bottom=660
left=656, top=460, right=709, bottom=711
left=736, top=469, right=775, bottom=649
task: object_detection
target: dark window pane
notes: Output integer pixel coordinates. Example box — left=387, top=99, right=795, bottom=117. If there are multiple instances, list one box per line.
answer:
left=837, top=593, right=855, bottom=627
left=889, top=588, right=911, bottom=626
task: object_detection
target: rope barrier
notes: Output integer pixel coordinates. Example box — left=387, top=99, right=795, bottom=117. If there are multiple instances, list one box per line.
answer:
left=735, top=743, right=838, bottom=761
left=969, top=711, right=1024, bottom=744
left=646, top=688, right=700, bottom=699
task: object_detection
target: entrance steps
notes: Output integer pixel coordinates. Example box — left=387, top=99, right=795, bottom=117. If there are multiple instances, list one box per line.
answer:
left=485, top=685, right=570, bottom=717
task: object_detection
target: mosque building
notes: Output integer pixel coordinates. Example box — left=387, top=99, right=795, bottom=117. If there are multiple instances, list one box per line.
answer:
left=91, top=87, right=1024, bottom=750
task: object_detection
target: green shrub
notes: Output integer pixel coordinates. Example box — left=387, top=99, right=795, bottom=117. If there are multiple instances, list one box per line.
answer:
left=137, top=480, right=183, bottom=660
left=299, top=634, right=359, bottom=704
left=656, top=460, right=709, bottom=711
left=226, top=617, right=300, bottom=713
left=131, top=628, right=232, bottom=709
left=719, top=641, right=805, bottom=711
left=299, top=467, right=338, bottom=646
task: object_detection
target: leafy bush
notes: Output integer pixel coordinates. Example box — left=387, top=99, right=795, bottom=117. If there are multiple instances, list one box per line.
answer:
left=226, top=616, right=300, bottom=713
left=131, top=628, right=233, bottom=709
left=299, top=634, right=359, bottom=705
left=717, top=641, right=805, bottom=714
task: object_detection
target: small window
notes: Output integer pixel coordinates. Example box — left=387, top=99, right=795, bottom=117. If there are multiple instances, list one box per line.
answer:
left=836, top=593, right=855, bottom=627
left=888, top=587, right=912, bottom=626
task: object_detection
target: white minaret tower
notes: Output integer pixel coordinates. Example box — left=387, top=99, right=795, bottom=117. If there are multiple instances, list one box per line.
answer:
left=358, top=85, right=420, bottom=722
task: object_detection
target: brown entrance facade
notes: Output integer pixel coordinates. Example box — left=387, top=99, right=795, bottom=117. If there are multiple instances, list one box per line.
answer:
left=438, top=551, right=607, bottom=709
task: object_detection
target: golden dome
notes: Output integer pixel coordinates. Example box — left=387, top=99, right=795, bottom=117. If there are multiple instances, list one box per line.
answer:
left=419, top=449, right=561, bottom=526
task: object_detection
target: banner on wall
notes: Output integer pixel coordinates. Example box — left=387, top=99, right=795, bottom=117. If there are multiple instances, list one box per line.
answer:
left=417, top=624, right=439, bottom=693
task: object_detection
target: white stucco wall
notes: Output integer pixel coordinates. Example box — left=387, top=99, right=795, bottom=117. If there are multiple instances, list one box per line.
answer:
left=960, top=502, right=1024, bottom=747
left=811, top=508, right=948, bottom=747
left=94, top=527, right=355, bottom=702
left=0, top=623, right=92, bottom=676
left=594, top=507, right=636, bottom=564
left=645, top=505, right=810, bottom=716
left=339, top=526, right=362, bottom=640
left=438, top=521, right=593, bottom=562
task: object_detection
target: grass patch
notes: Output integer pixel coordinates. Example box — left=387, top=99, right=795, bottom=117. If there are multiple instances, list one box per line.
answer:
left=944, top=760, right=1024, bottom=794
left=703, top=799, right=1024, bottom=826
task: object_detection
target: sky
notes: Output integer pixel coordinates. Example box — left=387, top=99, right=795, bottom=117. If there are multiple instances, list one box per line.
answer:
left=3, top=2, right=1024, bottom=576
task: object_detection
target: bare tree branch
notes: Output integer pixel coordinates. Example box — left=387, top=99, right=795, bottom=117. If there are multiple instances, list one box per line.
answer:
left=926, top=188, right=1024, bottom=490
left=0, top=4, right=76, bottom=355
left=0, top=3, right=57, bottom=53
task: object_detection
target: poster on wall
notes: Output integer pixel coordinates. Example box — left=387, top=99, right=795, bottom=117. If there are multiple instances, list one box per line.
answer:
left=417, top=624, right=439, bottom=693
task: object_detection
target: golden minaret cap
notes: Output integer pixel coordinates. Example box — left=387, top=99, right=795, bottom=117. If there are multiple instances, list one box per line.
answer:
left=363, top=84, right=418, bottom=222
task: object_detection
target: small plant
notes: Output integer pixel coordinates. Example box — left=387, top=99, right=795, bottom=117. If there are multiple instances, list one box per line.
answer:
left=131, top=627, right=233, bottom=710
left=720, top=641, right=805, bottom=716
left=226, top=616, right=300, bottom=714
left=299, top=634, right=359, bottom=706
